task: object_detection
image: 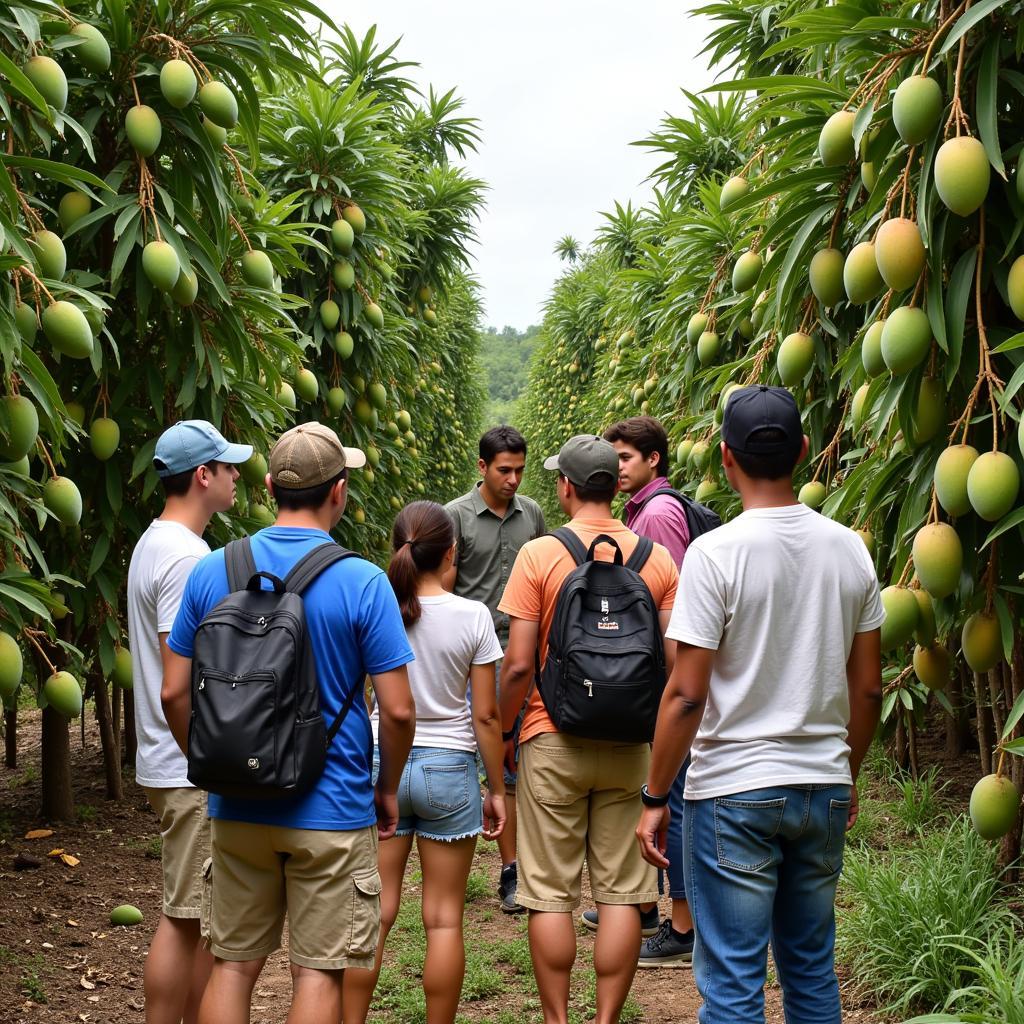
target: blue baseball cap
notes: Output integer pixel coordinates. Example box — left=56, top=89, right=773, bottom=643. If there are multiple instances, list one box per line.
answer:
left=153, top=420, right=253, bottom=478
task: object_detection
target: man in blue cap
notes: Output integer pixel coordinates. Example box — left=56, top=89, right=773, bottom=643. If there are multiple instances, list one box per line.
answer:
left=636, top=386, right=883, bottom=1024
left=126, top=420, right=251, bottom=1024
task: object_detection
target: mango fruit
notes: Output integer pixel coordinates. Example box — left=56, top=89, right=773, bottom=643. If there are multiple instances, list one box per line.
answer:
left=0, top=632, right=24, bottom=699
left=881, top=306, right=931, bottom=374
left=332, top=330, right=354, bottom=359
left=861, top=320, right=886, bottom=377
left=354, top=396, right=375, bottom=426
left=125, top=104, right=162, bottom=157
left=695, top=478, right=716, bottom=504
left=880, top=585, right=919, bottom=649
left=697, top=331, right=720, bottom=366
left=44, top=670, right=83, bottom=718
left=364, top=302, right=385, bottom=330
left=58, top=192, right=92, bottom=232
left=686, top=312, right=709, bottom=346
left=934, top=137, right=990, bottom=216
left=732, top=251, right=762, bottom=293
left=295, top=368, right=318, bottom=403
left=89, top=417, right=120, bottom=461
left=798, top=481, right=826, bottom=509
left=962, top=611, right=1002, bottom=672
left=913, top=643, right=951, bottom=690
left=241, top=250, right=274, bottom=289
left=914, top=588, right=937, bottom=645
left=250, top=502, right=275, bottom=527
left=331, top=218, right=355, bottom=254
left=110, top=904, right=144, bottom=926
left=198, top=80, right=238, bottom=128
left=71, top=23, right=110, bottom=73
left=423, top=308, right=437, bottom=326
left=911, top=377, right=944, bottom=446
left=689, top=440, right=711, bottom=473
left=277, top=381, right=296, bottom=410
left=912, top=522, right=962, bottom=599
left=892, top=76, right=943, bottom=146
left=0, top=396, right=39, bottom=461
left=851, top=383, right=871, bottom=432
left=202, top=117, right=227, bottom=146
left=44, top=476, right=82, bottom=526
left=42, top=301, right=93, bottom=359
left=14, top=302, right=37, bottom=344
left=934, top=444, right=979, bottom=517
left=326, top=387, right=346, bottom=415
left=875, top=218, right=925, bottom=292
left=112, top=646, right=133, bottom=690
left=676, top=439, right=694, bottom=465
left=172, top=267, right=199, bottom=306
left=818, top=111, right=856, bottom=166
left=240, top=451, right=267, bottom=488
left=809, top=248, right=845, bottom=306
left=333, top=260, right=355, bottom=290
left=24, top=55, right=67, bottom=110
left=969, top=775, right=1020, bottom=840
left=160, top=59, right=197, bottom=109
left=777, top=331, right=815, bottom=385
left=343, top=204, right=367, bottom=235
left=142, top=240, right=180, bottom=293
left=966, top=451, right=1019, bottom=521
left=319, top=300, right=340, bottom=330
left=856, top=528, right=875, bottom=556
left=369, top=382, right=388, bottom=410
left=844, top=242, right=884, bottom=304
left=32, top=230, right=66, bottom=281
left=720, top=175, right=749, bottom=210
left=1008, top=255, right=1024, bottom=321
left=397, top=409, right=412, bottom=432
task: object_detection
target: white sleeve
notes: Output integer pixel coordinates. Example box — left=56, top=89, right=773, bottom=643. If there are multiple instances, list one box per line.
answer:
left=664, top=544, right=726, bottom=650
left=156, top=554, right=203, bottom=634
left=472, top=605, right=504, bottom=665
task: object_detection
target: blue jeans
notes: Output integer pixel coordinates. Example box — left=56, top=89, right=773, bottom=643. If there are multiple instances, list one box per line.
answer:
left=657, top=755, right=689, bottom=899
left=684, top=785, right=851, bottom=1024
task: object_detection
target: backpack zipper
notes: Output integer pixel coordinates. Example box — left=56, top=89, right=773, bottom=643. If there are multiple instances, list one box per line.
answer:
left=583, top=679, right=594, bottom=698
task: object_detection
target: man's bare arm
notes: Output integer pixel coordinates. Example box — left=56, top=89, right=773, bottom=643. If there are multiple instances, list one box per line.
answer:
left=498, top=616, right=538, bottom=732
left=846, top=628, right=883, bottom=782
left=160, top=637, right=192, bottom=755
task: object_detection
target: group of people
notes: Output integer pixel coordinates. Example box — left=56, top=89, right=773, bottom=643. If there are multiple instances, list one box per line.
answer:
left=127, top=384, right=884, bottom=1024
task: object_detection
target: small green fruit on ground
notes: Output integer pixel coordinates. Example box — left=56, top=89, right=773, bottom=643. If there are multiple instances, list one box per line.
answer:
left=142, top=240, right=180, bottom=293
left=24, top=55, right=67, bottom=110
left=32, top=230, right=66, bottom=281
left=110, top=904, right=144, bottom=926
left=125, top=105, right=162, bottom=157
left=44, top=476, right=83, bottom=526
left=332, top=331, right=354, bottom=359
left=934, top=444, right=979, bottom=517
left=42, top=301, right=94, bottom=359
left=777, top=332, right=815, bottom=385
left=331, top=219, right=355, bottom=254
left=892, top=76, right=943, bottom=146
left=798, top=481, right=826, bottom=509
left=934, top=137, right=990, bottom=216
left=697, top=331, right=720, bottom=366
left=240, top=451, right=267, bottom=488
left=198, top=81, right=238, bottom=128
left=966, top=450, right=1019, bottom=521
left=874, top=218, right=925, bottom=292
left=295, top=368, right=319, bottom=403
left=0, top=396, right=39, bottom=461
left=241, top=250, right=274, bottom=288
left=732, top=251, right=762, bottom=293
left=1008, top=255, right=1024, bottom=321
left=89, top=418, right=120, bottom=461
left=332, top=260, right=355, bottom=290
left=881, top=306, right=931, bottom=374
left=364, top=303, right=385, bottom=330
left=58, top=192, right=92, bottom=232
left=861, top=320, right=886, bottom=377
left=970, top=775, right=1021, bottom=840
left=720, top=175, right=749, bottom=210
left=172, top=268, right=199, bottom=306
left=818, top=111, right=856, bottom=166
left=844, top=242, right=884, bottom=304
left=277, top=381, right=296, bottom=410
left=913, top=588, right=936, bottom=645
left=913, top=643, right=951, bottom=690
left=962, top=611, right=1003, bottom=672
left=160, top=59, right=198, bottom=109
left=319, top=300, right=340, bottom=330
left=809, top=248, right=845, bottom=306
left=44, top=670, right=83, bottom=719
left=343, top=204, right=367, bottom=234
left=0, top=632, right=24, bottom=699
left=880, top=585, right=920, bottom=650
left=686, top=312, right=709, bottom=346
left=112, top=646, right=133, bottom=690
left=71, top=23, right=111, bottom=73
left=326, top=387, right=346, bottom=415
left=912, top=522, right=962, bottom=599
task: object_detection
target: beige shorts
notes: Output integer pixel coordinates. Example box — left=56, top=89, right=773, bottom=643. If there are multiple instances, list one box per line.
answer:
left=203, top=819, right=381, bottom=970
left=144, top=786, right=210, bottom=920
left=516, top=731, right=658, bottom=913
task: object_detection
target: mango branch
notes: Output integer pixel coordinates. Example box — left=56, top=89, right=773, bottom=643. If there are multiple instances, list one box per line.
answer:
left=920, top=0, right=970, bottom=73
left=229, top=214, right=252, bottom=251
left=944, top=3, right=974, bottom=139
left=810, top=398, right=849, bottom=484
left=13, top=265, right=54, bottom=305
left=22, top=627, right=57, bottom=675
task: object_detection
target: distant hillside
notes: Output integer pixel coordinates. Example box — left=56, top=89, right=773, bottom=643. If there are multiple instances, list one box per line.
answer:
left=479, top=324, right=541, bottom=428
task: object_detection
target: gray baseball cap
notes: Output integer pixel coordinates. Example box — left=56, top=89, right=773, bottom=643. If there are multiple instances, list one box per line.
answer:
left=154, top=420, right=252, bottom=478
left=543, top=434, right=619, bottom=489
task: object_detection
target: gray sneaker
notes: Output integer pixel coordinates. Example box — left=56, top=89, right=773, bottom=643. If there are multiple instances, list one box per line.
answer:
left=637, top=919, right=694, bottom=968
left=498, top=862, right=525, bottom=914
left=581, top=906, right=660, bottom=937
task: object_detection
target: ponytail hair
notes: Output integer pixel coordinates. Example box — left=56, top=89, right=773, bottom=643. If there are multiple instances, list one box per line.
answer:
left=388, top=500, right=455, bottom=626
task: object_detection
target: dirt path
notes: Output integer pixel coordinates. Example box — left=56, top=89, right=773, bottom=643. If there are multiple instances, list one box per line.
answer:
left=0, top=713, right=880, bottom=1022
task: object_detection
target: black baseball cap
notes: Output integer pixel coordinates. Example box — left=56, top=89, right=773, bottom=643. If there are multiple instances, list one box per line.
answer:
left=721, top=385, right=803, bottom=456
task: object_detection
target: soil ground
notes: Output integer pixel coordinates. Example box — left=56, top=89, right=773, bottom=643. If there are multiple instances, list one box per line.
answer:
left=0, top=710, right=881, bottom=1023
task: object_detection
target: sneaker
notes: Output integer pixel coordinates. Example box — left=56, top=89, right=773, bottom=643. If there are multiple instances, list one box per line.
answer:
left=581, top=906, right=660, bottom=937
left=637, top=919, right=694, bottom=968
left=498, top=862, right=525, bottom=914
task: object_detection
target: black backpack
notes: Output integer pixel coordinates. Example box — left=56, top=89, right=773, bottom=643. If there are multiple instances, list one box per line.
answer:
left=536, top=528, right=666, bottom=744
left=187, top=537, right=359, bottom=800
left=634, top=486, right=721, bottom=540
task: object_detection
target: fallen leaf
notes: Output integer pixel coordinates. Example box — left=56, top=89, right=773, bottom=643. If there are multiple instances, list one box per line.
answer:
left=25, top=829, right=54, bottom=840
left=80, top=976, right=95, bottom=990
left=48, top=848, right=64, bottom=857
left=66, top=920, right=79, bottom=927
left=60, top=854, right=80, bottom=867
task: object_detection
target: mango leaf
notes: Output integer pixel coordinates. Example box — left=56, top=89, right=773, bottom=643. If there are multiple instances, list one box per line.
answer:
left=993, top=592, right=1015, bottom=665
left=975, top=36, right=1005, bottom=178
left=1003, top=689, right=1024, bottom=739
left=982, top=506, right=1024, bottom=547
left=944, top=246, right=977, bottom=387
left=939, top=0, right=1013, bottom=55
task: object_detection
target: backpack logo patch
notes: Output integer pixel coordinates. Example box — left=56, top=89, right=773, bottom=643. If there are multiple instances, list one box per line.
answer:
left=247, top=757, right=260, bottom=770
left=597, top=620, right=620, bottom=631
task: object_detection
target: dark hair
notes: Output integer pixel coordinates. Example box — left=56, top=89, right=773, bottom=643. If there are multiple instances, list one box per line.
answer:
left=560, top=472, right=617, bottom=505
left=388, top=501, right=455, bottom=626
left=273, top=468, right=347, bottom=511
left=159, top=461, right=225, bottom=498
left=603, top=416, right=669, bottom=478
left=479, top=425, right=527, bottom=465
left=729, top=429, right=802, bottom=480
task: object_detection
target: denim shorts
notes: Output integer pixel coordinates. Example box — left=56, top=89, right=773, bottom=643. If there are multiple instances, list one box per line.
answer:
left=372, top=747, right=483, bottom=841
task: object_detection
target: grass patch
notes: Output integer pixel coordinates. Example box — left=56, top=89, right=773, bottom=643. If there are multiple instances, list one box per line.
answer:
left=464, top=870, right=490, bottom=903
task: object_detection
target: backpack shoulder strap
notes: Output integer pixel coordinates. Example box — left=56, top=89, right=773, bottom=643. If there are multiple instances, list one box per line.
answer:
left=325, top=677, right=364, bottom=745
left=283, top=542, right=358, bottom=594
left=635, top=486, right=686, bottom=515
left=550, top=526, right=588, bottom=566
left=224, top=537, right=257, bottom=592
left=624, top=535, right=654, bottom=573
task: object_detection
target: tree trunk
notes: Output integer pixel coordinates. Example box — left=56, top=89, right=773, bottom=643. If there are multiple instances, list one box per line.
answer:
left=40, top=706, right=74, bottom=821
left=946, top=665, right=972, bottom=757
left=122, top=689, right=137, bottom=769
left=974, top=670, right=993, bottom=776
left=894, top=713, right=909, bottom=770
left=112, top=682, right=122, bottom=760
left=93, top=673, right=122, bottom=801
left=4, top=707, right=16, bottom=769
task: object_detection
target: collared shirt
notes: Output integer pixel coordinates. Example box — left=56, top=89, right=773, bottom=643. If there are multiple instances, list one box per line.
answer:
left=624, top=477, right=691, bottom=569
left=445, top=483, right=546, bottom=646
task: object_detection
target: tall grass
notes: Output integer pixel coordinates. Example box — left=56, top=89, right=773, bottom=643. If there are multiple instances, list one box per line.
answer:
left=837, top=818, right=1017, bottom=1016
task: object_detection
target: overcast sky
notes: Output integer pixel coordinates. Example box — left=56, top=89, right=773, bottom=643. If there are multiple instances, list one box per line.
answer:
left=320, top=1, right=714, bottom=331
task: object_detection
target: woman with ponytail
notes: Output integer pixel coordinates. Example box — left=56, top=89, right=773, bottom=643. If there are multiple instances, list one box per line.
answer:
left=344, top=500, right=506, bottom=1024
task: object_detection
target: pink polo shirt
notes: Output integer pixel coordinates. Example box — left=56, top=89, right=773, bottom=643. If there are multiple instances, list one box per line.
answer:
left=624, top=477, right=691, bottom=569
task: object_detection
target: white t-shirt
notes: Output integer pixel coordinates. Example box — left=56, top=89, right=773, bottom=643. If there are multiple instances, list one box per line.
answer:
left=127, top=520, right=210, bottom=788
left=667, top=503, right=884, bottom=800
left=371, top=593, right=502, bottom=751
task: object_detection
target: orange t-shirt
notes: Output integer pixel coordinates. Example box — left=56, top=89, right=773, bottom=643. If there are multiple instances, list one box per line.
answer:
left=497, top=515, right=679, bottom=745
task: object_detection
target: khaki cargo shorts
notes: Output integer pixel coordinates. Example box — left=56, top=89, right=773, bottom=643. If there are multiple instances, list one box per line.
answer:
left=144, top=786, right=209, bottom=919
left=203, top=819, right=381, bottom=971
left=516, top=731, right=658, bottom=913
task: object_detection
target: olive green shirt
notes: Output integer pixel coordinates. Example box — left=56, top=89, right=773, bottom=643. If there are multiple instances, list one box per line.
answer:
left=445, top=484, right=547, bottom=647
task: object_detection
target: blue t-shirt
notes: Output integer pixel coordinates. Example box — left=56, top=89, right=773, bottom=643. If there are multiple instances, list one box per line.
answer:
left=167, top=526, right=413, bottom=830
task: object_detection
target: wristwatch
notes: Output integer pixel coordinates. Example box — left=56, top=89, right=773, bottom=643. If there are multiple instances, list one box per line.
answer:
left=640, top=784, right=670, bottom=808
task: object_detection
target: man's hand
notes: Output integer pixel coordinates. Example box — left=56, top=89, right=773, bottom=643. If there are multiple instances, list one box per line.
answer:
left=847, top=785, right=859, bottom=831
left=636, top=805, right=671, bottom=869
left=503, top=738, right=517, bottom=776
left=482, top=793, right=506, bottom=841
left=375, top=786, right=400, bottom=840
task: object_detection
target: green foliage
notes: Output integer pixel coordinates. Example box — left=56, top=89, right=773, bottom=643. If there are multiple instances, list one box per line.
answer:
left=480, top=324, right=540, bottom=426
